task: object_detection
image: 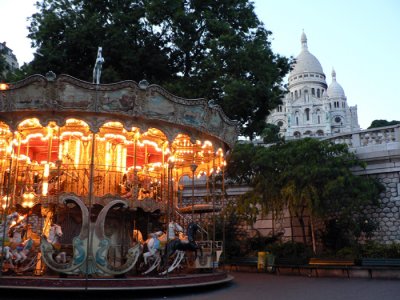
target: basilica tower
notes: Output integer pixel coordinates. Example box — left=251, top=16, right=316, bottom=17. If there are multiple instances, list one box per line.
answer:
left=267, top=32, right=360, bottom=139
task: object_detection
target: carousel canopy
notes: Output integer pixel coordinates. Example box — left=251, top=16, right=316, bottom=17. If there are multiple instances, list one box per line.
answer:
left=0, top=73, right=238, bottom=150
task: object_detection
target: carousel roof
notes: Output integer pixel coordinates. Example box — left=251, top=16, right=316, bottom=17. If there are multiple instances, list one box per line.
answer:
left=0, top=73, right=238, bottom=150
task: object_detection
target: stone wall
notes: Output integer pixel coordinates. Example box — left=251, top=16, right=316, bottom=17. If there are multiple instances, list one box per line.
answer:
left=366, top=172, right=400, bottom=243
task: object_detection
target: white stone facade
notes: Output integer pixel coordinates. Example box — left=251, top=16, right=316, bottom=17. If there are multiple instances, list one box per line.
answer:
left=0, top=41, right=19, bottom=77
left=267, top=32, right=360, bottom=139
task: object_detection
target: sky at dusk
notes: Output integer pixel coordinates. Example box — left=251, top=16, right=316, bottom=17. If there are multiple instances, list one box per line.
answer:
left=1, top=0, right=399, bottom=129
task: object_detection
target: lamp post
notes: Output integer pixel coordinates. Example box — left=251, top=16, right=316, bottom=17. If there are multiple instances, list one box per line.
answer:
left=190, top=163, right=197, bottom=220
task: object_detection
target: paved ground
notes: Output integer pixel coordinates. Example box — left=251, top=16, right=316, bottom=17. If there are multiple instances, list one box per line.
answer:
left=3, top=271, right=400, bottom=299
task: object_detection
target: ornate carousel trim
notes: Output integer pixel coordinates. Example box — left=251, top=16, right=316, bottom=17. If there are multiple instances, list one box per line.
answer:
left=0, top=73, right=239, bottom=149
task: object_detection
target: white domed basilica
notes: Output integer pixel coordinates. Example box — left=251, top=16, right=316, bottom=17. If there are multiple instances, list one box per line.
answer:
left=267, top=32, right=360, bottom=139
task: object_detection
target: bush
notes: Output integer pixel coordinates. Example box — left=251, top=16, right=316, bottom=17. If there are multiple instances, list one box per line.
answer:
left=336, top=247, right=359, bottom=259
left=359, top=241, right=400, bottom=258
left=269, top=242, right=312, bottom=261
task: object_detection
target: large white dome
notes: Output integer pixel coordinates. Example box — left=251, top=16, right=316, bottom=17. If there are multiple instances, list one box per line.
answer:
left=289, top=32, right=324, bottom=77
left=327, top=69, right=345, bottom=98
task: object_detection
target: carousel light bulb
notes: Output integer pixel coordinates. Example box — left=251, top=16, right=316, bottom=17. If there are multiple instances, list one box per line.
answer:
left=0, top=83, right=9, bottom=90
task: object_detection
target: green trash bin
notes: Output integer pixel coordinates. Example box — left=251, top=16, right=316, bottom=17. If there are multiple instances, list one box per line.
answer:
left=266, top=252, right=276, bottom=273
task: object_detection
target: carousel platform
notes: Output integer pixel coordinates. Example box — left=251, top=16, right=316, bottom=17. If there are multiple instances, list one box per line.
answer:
left=0, top=271, right=232, bottom=291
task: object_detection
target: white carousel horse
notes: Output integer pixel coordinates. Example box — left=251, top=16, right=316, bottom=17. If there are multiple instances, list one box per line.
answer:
left=9, top=225, right=24, bottom=245
left=168, top=221, right=183, bottom=240
left=47, top=224, right=66, bottom=263
left=13, top=238, right=34, bottom=263
left=141, top=231, right=163, bottom=275
left=1, top=246, right=13, bottom=262
left=0, top=245, right=14, bottom=270
left=47, top=223, right=62, bottom=244
left=160, top=222, right=202, bottom=275
left=142, top=221, right=195, bottom=275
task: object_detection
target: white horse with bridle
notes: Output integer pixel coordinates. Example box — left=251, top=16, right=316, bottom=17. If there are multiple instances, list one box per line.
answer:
left=47, top=224, right=66, bottom=263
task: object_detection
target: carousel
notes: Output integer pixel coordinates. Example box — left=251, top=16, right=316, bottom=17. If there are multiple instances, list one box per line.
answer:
left=0, top=59, right=238, bottom=290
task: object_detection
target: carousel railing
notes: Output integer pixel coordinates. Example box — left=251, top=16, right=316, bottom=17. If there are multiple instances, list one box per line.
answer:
left=6, top=162, right=163, bottom=207
left=173, top=207, right=209, bottom=241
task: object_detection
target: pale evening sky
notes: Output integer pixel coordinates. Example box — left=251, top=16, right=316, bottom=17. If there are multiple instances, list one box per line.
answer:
left=1, top=0, right=399, bottom=129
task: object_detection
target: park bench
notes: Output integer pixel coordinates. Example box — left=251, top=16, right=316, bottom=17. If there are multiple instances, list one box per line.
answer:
left=308, top=258, right=355, bottom=278
left=273, top=257, right=308, bottom=275
left=227, top=256, right=258, bottom=271
left=358, top=258, right=400, bottom=278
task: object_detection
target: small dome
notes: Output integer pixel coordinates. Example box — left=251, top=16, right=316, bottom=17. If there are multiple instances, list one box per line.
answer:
left=289, top=31, right=324, bottom=77
left=327, top=69, right=345, bottom=98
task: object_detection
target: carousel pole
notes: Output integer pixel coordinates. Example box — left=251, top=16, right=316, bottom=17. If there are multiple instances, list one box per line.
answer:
left=0, top=132, right=15, bottom=276
left=222, top=160, right=227, bottom=268
left=11, top=133, right=21, bottom=203
left=165, top=154, right=175, bottom=276
left=132, top=132, right=139, bottom=203
left=85, top=129, right=96, bottom=287
left=211, top=154, right=216, bottom=271
left=190, top=163, right=197, bottom=221
left=167, top=156, right=175, bottom=222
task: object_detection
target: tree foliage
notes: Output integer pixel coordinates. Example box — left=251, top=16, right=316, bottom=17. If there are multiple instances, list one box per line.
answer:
left=226, top=138, right=384, bottom=246
left=368, top=119, right=400, bottom=129
left=24, top=0, right=291, bottom=139
left=261, top=123, right=282, bottom=144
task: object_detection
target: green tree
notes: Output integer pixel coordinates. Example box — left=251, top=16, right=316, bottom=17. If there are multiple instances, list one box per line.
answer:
left=368, top=119, right=400, bottom=129
left=27, top=0, right=170, bottom=83
left=26, top=0, right=291, bottom=139
left=261, top=123, right=283, bottom=144
left=227, top=138, right=383, bottom=252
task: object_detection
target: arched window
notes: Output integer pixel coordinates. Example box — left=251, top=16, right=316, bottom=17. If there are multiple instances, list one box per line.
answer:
left=294, top=131, right=301, bottom=138
left=318, top=115, right=321, bottom=124
left=311, top=88, right=315, bottom=96
left=317, top=89, right=320, bottom=98
left=295, top=91, right=298, bottom=98
left=305, top=108, right=310, bottom=121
